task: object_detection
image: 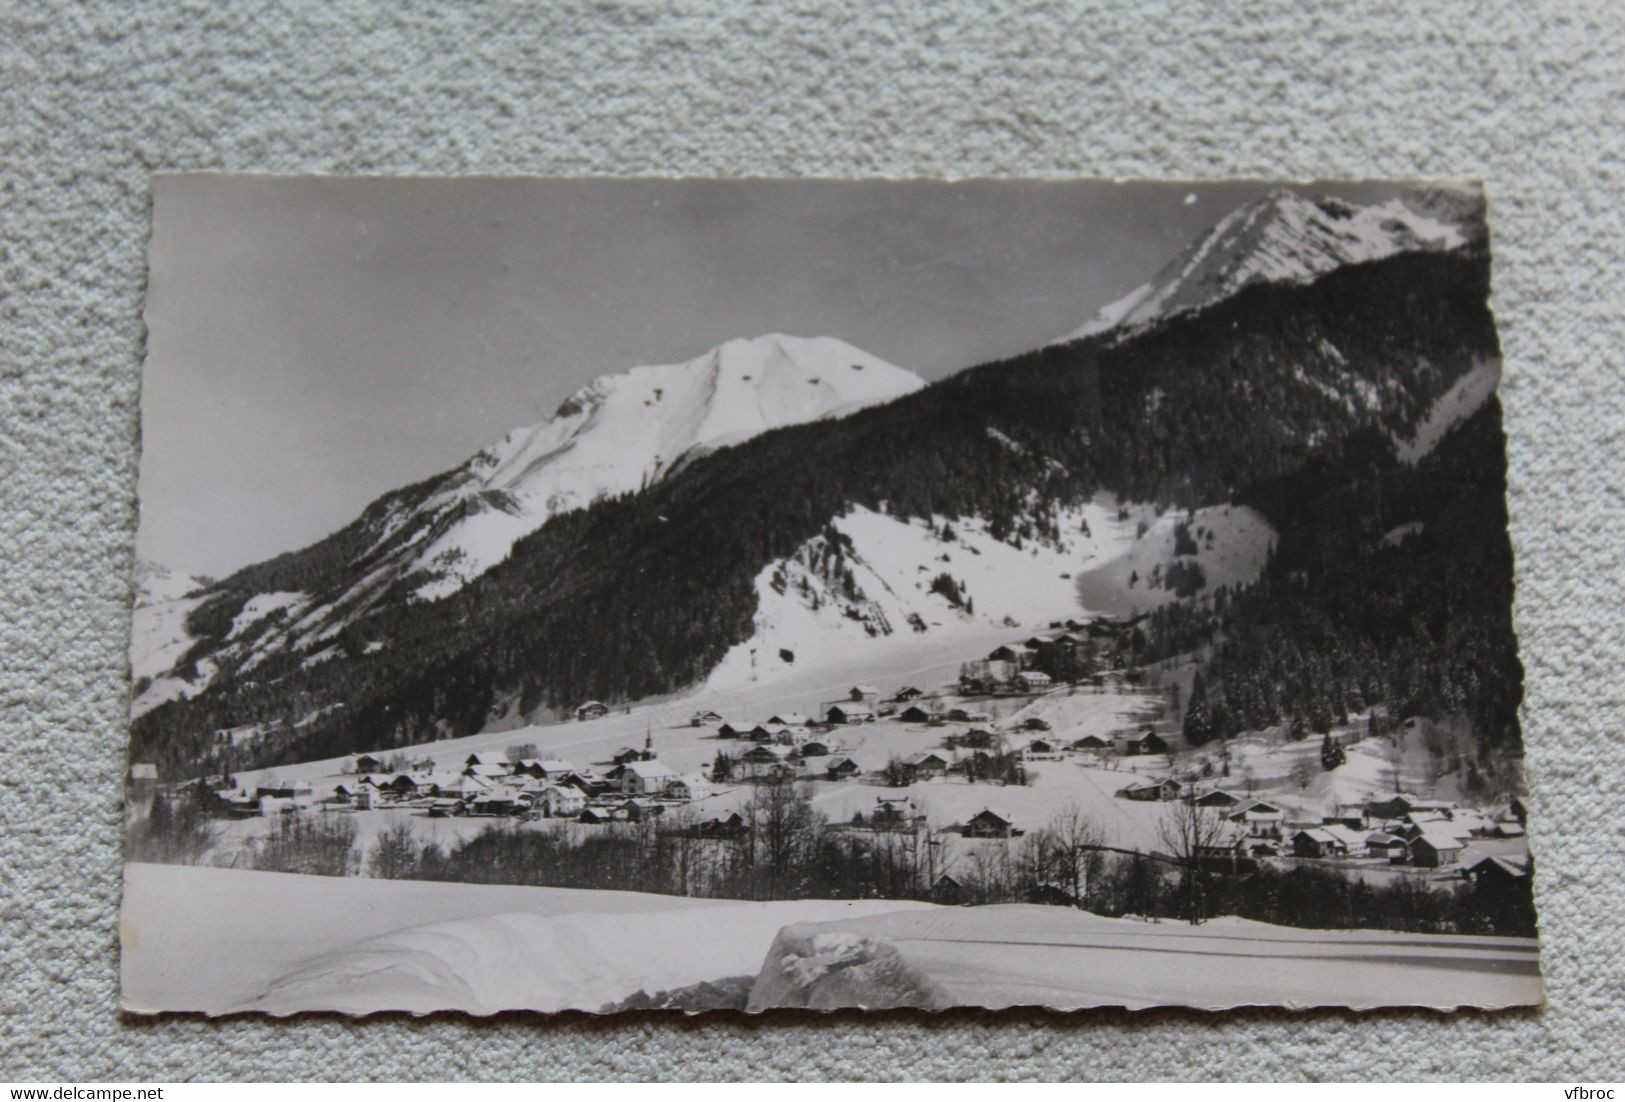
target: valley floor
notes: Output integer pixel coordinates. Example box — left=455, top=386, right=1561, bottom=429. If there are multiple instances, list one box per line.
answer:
left=120, top=863, right=1541, bottom=1016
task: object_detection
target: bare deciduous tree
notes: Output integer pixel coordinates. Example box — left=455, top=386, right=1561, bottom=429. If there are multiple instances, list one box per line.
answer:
left=1155, top=798, right=1228, bottom=924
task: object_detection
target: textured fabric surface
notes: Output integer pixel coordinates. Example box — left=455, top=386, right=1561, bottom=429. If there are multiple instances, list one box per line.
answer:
left=2, top=0, right=1621, bottom=1082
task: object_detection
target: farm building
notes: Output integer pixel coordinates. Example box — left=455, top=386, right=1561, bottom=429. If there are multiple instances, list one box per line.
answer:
left=1226, top=800, right=1285, bottom=838
left=1366, top=832, right=1408, bottom=860
left=1292, top=828, right=1351, bottom=859
left=1464, top=855, right=1530, bottom=890
left=870, top=798, right=920, bottom=829
left=620, top=798, right=665, bottom=822
left=1408, top=828, right=1465, bottom=868
left=1070, top=735, right=1109, bottom=752
left=826, top=704, right=877, bottom=724
left=741, top=745, right=782, bottom=764
left=764, top=712, right=810, bottom=727
left=825, top=756, right=862, bottom=780
left=931, top=874, right=966, bottom=905
left=749, top=724, right=794, bottom=744
left=575, top=700, right=610, bottom=721
left=897, top=705, right=933, bottom=723
left=800, top=740, right=831, bottom=758
left=1191, top=789, right=1243, bottom=808
left=1119, top=778, right=1181, bottom=802
left=894, top=687, right=924, bottom=702
left=690, top=710, right=724, bottom=727
left=963, top=808, right=1017, bottom=838
left=716, top=721, right=753, bottom=740
left=578, top=805, right=628, bottom=825
left=905, top=752, right=949, bottom=780
left=849, top=685, right=879, bottom=701
left=352, top=754, right=386, bottom=774
left=1016, top=670, right=1053, bottom=690
left=697, top=812, right=747, bottom=838
left=1113, top=729, right=1170, bottom=756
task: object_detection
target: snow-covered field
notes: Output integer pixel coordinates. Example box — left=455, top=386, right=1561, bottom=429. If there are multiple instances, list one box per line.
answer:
left=750, top=905, right=1541, bottom=1012
left=120, top=863, right=931, bottom=1015
left=121, top=864, right=1540, bottom=1015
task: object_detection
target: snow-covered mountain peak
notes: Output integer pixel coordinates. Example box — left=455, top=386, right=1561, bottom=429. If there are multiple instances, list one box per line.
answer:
left=1055, top=186, right=1481, bottom=344
left=467, top=334, right=921, bottom=500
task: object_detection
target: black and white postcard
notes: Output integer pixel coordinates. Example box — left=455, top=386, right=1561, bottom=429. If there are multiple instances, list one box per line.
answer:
left=123, top=176, right=1539, bottom=1015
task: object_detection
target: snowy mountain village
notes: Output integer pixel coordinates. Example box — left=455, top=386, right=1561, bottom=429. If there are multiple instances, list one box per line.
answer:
left=136, top=605, right=1532, bottom=921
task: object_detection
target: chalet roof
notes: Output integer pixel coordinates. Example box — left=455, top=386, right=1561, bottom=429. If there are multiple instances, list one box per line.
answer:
left=1467, top=855, right=1529, bottom=878
left=1234, top=800, right=1284, bottom=815
left=624, top=760, right=678, bottom=779
left=826, top=756, right=860, bottom=770
left=907, top=751, right=948, bottom=766
left=466, top=763, right=508, bottom=778
left=1017, top=670, right=1052, bottom=681
left=1412, top=827, right=1464, bottom=850
left=765, top=713, right=809, bottom=725
left=466, top=752, right=506, bottom=766
left=577, top=700, right=608, bottom=710
left=970, top=807, right=1013, bottom=826
left=1322, top=824, right=1369, bottom=848
left=1294, top=828, right=1343, bottom=846
left=852, top=684, right=878, bottom=694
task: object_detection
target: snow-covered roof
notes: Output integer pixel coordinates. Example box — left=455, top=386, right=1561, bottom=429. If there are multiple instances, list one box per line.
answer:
left=1412, top=826, right=1464, bottom=849
left=625, top=760, right=678, bottom=779
left=1467, top=855, right=1529, bottom=878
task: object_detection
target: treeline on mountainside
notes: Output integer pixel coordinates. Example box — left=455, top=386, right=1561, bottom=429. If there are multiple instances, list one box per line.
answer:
left=1152, top=397, right=1522, bottom=772
left=133, top=248, right=1501, bottom=777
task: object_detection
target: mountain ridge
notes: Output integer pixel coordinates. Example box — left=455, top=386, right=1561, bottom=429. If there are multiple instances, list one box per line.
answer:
left=132, top=235, right=1504, bottom=775
left=1053, top=184, right=1482, bottom=344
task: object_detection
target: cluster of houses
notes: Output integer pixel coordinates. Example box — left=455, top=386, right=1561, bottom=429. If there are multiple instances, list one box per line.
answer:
left=957, top=618, right=1135, bottom=695
left=1178, top=787, right=1528, bottom=873
left=846, top=794, right=1021, bottom=840
left=204, top=737, right=734, bottom=830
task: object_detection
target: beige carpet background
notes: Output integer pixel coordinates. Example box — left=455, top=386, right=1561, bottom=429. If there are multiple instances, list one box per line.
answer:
left=2, top=0, right=1621, bottom=1081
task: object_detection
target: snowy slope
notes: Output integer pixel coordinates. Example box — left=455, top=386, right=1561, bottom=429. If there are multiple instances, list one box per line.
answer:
left=703, top=498, right=1141, bottom=692
left=1073, top=504, right=1275, bottom=616
left=1054, top=185, right=1479, bottom=344
left=132, top=560, right=207, bottom=607
left=130, top=336, right=922, bottom=712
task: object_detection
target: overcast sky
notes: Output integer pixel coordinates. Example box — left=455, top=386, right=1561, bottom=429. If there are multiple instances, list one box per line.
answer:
left=140, top=175, right=1406, bottom=577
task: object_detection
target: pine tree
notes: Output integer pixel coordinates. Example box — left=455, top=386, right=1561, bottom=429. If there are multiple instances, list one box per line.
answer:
left=1183, top=671, right=1214, bottom=746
